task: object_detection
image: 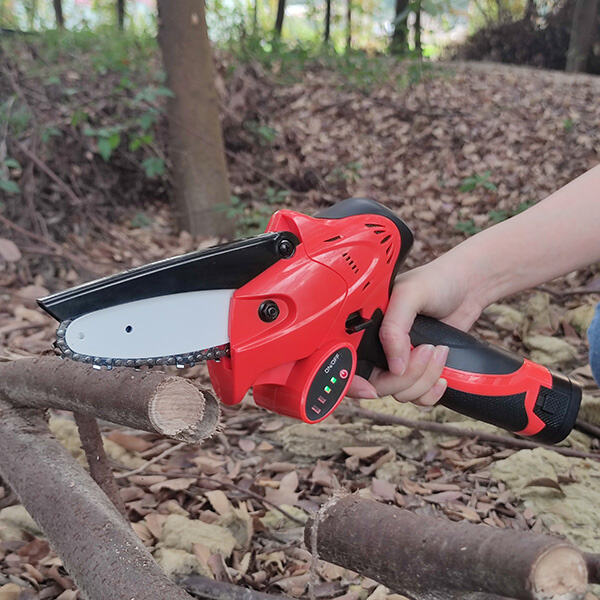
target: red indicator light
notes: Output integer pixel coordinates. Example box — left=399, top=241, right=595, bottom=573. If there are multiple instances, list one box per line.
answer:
left=340, top=369, right=349, bottom=379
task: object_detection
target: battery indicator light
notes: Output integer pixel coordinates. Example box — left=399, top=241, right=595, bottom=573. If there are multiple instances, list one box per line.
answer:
left=324, top=385, right=332, bottom=394
left=330, top=377, right=337, bottom=384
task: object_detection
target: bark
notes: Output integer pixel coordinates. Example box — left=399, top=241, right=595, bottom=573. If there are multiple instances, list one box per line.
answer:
left=117, top=0, right=125, bottom=30
left=585, top=552, right=600, bottom=584
left=524, top=0, right=538, bottom=20
left=253, top=0, right=258, bottom=33
left=182, top=576, right=288, bottom=599
left=157, top=0, right=233, bottom=238
left=274, top=0, right=286, bottom=37
left=0, top=358, right=219, bottom=442
left=324, top=0, right=331, bottom=43
left=74, top=412, right=127, bottom=517
left=414, top=0, right=422, bottom=56
left=346, top=0, right=352, bottom=50
left=0, top=399, right=194, bottom=600
left=391, top=0, right=409, bottom=54
left=566, top=0, right=599, bottom=71
left=53, top=0, right=64, bottom=28
left=305, top=496, right=588, bottom=600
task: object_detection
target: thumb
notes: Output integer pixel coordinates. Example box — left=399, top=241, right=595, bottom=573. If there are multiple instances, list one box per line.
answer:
left=379, top=284, right=420, bottom=376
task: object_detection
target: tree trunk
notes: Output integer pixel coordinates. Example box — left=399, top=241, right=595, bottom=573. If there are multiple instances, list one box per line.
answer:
left=306, top=496, right=589, bottom=600
left=157, top=0, right=233, bottom=238
left=391, top=0, right=409, bottom=54
left=253, top=0, right=258, bottom=33
left=346, top=0, right=351, bottom=50
left=117, top=0, right=125, bottom=30
left=566, top=0, right=599, bottom=71
left=324, top=0, right=331, bottom=42
left=53, top=0, right=64, bottom=28
left=524, top=0, right=537, bottom=20
left=274, top=0, right=286, bottom=37
left=414, top=0, right=422, bottom=56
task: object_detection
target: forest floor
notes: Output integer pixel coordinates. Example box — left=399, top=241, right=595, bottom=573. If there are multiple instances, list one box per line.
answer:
left=1, top=33, right=600, bottom=599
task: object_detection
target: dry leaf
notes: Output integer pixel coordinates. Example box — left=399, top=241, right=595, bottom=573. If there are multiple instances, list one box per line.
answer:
left=0, top=239, right=21, bottom=262
left=149, top=477, right=196, bottom=493
left=342, top=446, right=384, bottom=459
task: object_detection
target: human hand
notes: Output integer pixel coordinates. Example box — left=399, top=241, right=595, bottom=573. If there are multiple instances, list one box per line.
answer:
left=347, top=258, right=484, bottom=405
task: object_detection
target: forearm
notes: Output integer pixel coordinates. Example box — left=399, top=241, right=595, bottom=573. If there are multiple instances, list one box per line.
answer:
left=437, top=164, right=600, bottom=309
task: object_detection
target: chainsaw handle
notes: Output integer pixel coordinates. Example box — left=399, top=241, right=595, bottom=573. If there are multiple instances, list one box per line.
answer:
left=360, top=315, right=581, bottom=444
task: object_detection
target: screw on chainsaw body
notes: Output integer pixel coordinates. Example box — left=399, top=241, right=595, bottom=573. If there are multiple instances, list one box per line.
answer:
left=259, top=300, right=280, bottom=322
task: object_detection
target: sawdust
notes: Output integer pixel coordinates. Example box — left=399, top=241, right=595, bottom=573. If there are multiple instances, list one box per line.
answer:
left=491, top=448, right=600, bottom=552
left=49, top=416, right=145, bottom=470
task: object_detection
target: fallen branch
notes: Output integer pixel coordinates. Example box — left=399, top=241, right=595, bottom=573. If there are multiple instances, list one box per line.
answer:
left=182, top=576, right=289, bottom=600
left=584, top=553, right=600, bottom=585
left=0, top=357, right=219, bottom=442
left=305, top=495, right=588, bottom=600
left=347, top=406, right=600, bottom=460
left=0, top=399, right=285, bottom=600
left=74, top=412, right=127, bottom=517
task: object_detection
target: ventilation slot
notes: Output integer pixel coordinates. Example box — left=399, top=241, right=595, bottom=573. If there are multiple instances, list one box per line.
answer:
left=365, top=223, right=384, bottom=228
left=342, top=252, right=359, bottom=275
left=380, top=234, right=391, bottom=244
left=363, top=281, right=371, bottom=290
left=373, top=229, right=386, bottom=235
left=324, top=235, right=342, bottom=242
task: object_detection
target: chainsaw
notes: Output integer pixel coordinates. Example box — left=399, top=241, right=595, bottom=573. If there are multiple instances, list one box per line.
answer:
left=38, top=198, right=581, bottom=444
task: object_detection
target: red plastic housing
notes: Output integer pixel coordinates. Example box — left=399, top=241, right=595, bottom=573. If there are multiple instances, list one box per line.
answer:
left=207, top=208, right=403, bottom=422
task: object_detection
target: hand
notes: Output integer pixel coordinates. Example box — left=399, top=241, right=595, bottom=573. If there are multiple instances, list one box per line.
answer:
left=347, top=258, right=484, bottom=406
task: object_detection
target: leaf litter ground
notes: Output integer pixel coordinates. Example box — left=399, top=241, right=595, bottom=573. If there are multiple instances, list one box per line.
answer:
left=1, top=51, right=600, bottom=599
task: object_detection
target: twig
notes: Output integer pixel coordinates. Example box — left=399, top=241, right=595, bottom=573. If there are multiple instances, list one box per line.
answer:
left=74, top=412, right=127, bottom=518
left=575, top=418, right=600, bottom=440
left=346, top=406, right=600, bottom=460
left=0, top=213, right=100, bottom=276
left=114, top=441, right=186, bottom=479
left=17, top=141, right=83, bottom=206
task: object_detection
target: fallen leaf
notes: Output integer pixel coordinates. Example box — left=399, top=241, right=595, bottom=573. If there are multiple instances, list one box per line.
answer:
left=0, top=239, right=21, bottom=262
left=149, top=477, right=196, bottom=493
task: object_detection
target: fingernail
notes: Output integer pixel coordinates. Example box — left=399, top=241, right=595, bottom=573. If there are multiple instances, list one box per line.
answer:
left=434, top=345, right=449, bottom=366
left=354, top=382, right=378, bottom=399
left=415, top=344, right=434, bottom=365
left=389, top=357, right=406, bottom=376
left=434, top=377, right=447, bottom=395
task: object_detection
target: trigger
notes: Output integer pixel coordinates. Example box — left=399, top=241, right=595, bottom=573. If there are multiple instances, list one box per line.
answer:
left=345, top=311, right=375, bottom=334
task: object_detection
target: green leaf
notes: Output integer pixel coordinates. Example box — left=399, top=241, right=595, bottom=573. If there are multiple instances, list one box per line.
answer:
left=142, top=157, right=165, bottom=178
left=0, top=179, right=20, bottom=195
left=71, top=109, right=88, bottom=127
left=97, top=138, right=114, bottom=161
left=455, top=219, right=480, bottom=236
left=108, top=132, right=121, bottom=150
left=488, top=209, right=508, bottom=224
left=4, top=158, right=20, bottom=170
left=42, top=127, right=62, bottom=144
left=138, top=111, right=158, bottom=131
left=129, top=133, right=154, bottom=152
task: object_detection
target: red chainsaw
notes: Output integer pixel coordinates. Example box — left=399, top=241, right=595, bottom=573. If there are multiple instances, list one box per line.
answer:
left=38, top=198, right=581, bottom=443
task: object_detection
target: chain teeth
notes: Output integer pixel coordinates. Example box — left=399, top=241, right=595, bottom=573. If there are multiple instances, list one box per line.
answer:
left=53, top=319, right=230, bottom=370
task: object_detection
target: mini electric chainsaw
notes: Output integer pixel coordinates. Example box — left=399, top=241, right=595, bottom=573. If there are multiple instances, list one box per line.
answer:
left=38, top=198, right=581, bottom=443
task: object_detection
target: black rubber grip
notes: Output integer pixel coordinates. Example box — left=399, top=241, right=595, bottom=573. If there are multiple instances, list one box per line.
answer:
left=356, top=314, right=581, bottom=443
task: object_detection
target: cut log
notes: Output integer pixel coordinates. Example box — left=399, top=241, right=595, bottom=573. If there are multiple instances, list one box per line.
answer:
left=0, top=400, right=289, bottom=600
left=0, top=357, right=219, bottom=442
left=305, top=495, right=588, bottom=600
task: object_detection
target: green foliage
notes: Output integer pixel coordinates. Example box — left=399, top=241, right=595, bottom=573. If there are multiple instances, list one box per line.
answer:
left=221, top=189, right=288, bottom=237
left=141, top=157, right=165, bottom=178
left=84, top=126, right=123, bottom=161
left=0, top=157, right=21, bottom=196
left=130, top=211, right=153, bottom=229
left=455, top=219, right=481, bottom=235
left=563, top=118, right=575, bottom=132
left=459, top=170, right=497, bottom=192
left=244, top=120, right=278, bottom=145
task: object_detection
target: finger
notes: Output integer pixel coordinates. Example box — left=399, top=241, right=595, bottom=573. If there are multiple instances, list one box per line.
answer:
left=371, top=344, right=435, bottom=397
left=346, top=374, right=378, bottom=399
left=379, top=285, right=421, bottom=376
left=392, top=345, right=449, bottom=403
left=414, top=377, right=448, bottom=406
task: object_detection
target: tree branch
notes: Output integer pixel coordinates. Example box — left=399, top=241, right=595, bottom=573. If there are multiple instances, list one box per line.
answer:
left=0, top=358, right=219, bottom=442
left=305, top=495, right=588, bottom=600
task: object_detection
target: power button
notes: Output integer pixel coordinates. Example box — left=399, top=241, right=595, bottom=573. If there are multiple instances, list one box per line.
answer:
left=340, top=369, right=349, bottom=379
